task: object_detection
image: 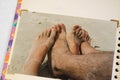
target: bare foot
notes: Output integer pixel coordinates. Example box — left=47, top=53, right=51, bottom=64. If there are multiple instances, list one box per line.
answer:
left=73, top=26, right=100, bottom=55
left=67, top=25, right=81, bottom=55
left=23, top=27, right=57, bottom=75
left=67, top=25, right=91, bottom=55
left=29, top=27, right=57, bottom=62
left=50, top=24, right=70, bottom=77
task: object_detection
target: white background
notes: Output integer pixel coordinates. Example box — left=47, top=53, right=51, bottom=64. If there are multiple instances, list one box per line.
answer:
left=0, top=0, right=120, bottom=77
left=21, top=0, right=120, bottom=20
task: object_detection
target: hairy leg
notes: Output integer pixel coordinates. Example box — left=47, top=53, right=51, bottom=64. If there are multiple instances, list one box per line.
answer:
left=51, top=24, right=114, bottom=80
left=56, top=52, right=113, bottom=80
left=23, top=27, right=57, bottom=75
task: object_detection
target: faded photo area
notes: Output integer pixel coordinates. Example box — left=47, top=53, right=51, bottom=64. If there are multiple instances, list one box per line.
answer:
left=7, top=11, right=116, bottom=80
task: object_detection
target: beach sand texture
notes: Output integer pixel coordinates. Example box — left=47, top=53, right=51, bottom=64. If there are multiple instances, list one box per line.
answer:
left=7, top=11, right=116, bottom=74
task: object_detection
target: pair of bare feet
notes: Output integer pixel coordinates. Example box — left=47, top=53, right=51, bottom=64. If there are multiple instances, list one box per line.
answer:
left=23, top=24, right=113, bottom=80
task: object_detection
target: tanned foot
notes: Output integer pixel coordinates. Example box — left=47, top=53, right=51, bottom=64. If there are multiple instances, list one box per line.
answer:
left=76, top=26, right=113, bottom=55
left=67, top=25, right=81, bottom=55
left=50, top=24, right=70, bottom=77
left=74, top=26, right=100, bottom=55
left=23, top=27, right=57, bottom=75
left=67, top=25, right=91, bottom=55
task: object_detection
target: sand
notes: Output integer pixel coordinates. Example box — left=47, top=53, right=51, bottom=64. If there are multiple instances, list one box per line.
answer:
left=7, top=11, right=116, bottom=74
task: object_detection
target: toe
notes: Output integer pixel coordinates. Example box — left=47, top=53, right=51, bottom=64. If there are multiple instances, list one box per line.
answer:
left=41, top=31, right=44, bottom=37
left=56, top=24, right=61, bottom=32
left=49, top=28, right=57, bottom=39
left=87, top=34, right=91, bottom=41
left=86, top=35, right=90, bottom=41
left=59, top=24, right=66, bottom=33
left=78, top=29, right=84, bottom=38
left=47, top=29, right=51, bottom=37
left=36, top=34, right=41, bottom=40
left=76, top=28, right=82, bottom=36
left=73, top=25, right=81, bottom=30
left=70, top=25, right=79, bottom=34
left=42, top=29, right=48, bottom=37
left=84, top=30, right=90, bottom=41
left=78, top=31, right=82, bottom=37
left=84, top=30, right=88, bottom=37
left=36, top=31, right=44, bottom=40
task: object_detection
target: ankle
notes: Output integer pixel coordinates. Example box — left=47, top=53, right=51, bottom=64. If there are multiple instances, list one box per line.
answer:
left=81, top=41, right=98, bottom=54
left=54, top=53, right=71, bottom=69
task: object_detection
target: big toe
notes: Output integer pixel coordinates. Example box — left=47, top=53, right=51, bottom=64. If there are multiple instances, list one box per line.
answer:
left=70, top=25, right=81, bottom=34
left=73, top=25, right=81, bottom=30
left=59, top=24, right=66, bottom=33
left=56, top=24, right=66, bottom=40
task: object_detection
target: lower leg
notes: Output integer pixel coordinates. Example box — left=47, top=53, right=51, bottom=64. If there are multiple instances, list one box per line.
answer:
left=51, top=24, right=113, bottom=80
left=55, top=52, right=113, bottom=80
